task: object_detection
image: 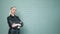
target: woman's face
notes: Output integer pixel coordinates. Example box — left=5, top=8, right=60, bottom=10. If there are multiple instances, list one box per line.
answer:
left=11, top=7, right=16, bottom=14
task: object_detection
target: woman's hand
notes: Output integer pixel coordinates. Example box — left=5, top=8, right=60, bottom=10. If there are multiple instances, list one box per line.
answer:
left=12, top=23, right=21, bottom=28
left=12, top=23, right=17, bottom=28
left=16, top=24, right=21, bottom=26
left=16, top=24, right=21, bottom=28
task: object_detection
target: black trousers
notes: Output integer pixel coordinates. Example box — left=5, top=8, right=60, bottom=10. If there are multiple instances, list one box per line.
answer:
left=8, top=28, right=20, bottom=34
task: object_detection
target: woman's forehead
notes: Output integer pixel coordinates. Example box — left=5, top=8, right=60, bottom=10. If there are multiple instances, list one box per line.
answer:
left=12, top=7, right=16, bottom=10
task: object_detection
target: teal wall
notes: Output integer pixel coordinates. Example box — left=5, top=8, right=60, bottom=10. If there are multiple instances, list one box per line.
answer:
left=0, top=0, right=60, bottom=34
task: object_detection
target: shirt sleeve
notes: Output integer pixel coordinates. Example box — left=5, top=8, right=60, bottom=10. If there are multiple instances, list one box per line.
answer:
left=7, top=17, right=13, bottom=28
left=17, top=16, right=23, bottom=27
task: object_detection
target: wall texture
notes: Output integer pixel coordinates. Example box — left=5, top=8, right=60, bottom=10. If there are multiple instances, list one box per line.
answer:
left=0, top=0, right=60, bottom=34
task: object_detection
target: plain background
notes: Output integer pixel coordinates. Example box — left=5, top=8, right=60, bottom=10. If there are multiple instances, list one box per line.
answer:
left=0, top=0, right=60, bottom=34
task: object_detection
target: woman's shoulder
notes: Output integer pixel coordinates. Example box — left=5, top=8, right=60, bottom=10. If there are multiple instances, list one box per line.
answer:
left=7, top=15, right=11, bottom=19
left=15, top=15, right=19, bottom=18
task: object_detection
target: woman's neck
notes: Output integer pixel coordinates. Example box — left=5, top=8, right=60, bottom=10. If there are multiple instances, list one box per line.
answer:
left=11, top=14, right=15, bottom=16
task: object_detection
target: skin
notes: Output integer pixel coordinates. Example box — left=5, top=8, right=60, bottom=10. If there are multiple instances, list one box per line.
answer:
left=10, top=7, right=16, bottom=16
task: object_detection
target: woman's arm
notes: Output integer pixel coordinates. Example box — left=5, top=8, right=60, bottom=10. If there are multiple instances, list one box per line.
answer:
left=17, top=16, right=23, bottom=27
left=7, top=17, right=17, bottom=28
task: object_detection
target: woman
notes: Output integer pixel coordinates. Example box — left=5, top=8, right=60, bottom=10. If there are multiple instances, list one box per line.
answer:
left=7, top=6, right=23, bottom=34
